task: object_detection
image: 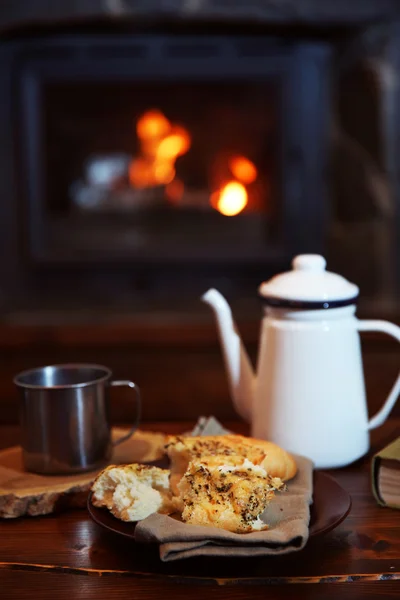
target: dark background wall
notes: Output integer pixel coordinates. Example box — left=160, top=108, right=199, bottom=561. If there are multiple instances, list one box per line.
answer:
left=0, top=2, right=400, bottom=427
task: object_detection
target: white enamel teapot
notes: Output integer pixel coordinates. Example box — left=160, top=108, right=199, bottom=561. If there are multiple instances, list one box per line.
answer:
left=202, top=254, right=400, bottom=468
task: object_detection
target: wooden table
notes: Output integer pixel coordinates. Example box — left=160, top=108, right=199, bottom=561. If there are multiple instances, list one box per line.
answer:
left=0, top=420, right=399, bottom=599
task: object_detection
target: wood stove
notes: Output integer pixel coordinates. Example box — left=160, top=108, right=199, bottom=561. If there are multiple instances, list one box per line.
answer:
left=0, top=2, right=399, bottom=316
left=0, top=31, right=330, bottom=310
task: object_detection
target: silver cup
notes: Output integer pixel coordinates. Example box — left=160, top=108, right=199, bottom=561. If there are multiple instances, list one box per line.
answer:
left=14, top=364, right=141, bottom=475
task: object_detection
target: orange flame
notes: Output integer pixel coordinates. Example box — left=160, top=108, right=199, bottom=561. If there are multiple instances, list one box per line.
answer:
left=136, top=110, right=170, bottom=141
left=229, top=156, right=257, bottom=184
left=130, top=110, right=191, bottom=190
left=157, top=128, right=191, bottom=161
left=211, top=154, right=257, bottom=216
left=213, top=181, right=248, bottom=216
left=131, top=111, right=257, bottom=216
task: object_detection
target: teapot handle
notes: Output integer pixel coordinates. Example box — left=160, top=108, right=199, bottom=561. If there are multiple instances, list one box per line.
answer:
left=357, top=320, right=400, bottom=430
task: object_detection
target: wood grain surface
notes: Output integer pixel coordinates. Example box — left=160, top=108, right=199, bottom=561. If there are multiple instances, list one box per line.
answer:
left=0, top=428, right=166, bottom=518
left=0, top=419, right=399, bottom=599
left=1, top=571, right=399, bottom=600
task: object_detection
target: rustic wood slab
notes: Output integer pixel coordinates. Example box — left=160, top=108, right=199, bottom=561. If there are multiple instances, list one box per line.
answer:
left=0, top=428, right=166, bottom=519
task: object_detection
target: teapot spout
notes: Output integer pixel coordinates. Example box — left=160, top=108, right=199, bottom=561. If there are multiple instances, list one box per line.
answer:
left=202, top=289, right=255, bottom=423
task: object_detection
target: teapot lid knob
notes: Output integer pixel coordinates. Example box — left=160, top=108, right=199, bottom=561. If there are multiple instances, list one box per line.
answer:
left=292, top=254, right=326, bottom=271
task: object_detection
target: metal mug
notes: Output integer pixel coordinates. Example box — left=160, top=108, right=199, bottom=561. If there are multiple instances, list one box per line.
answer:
left=14, top=363, right=141, bottom=475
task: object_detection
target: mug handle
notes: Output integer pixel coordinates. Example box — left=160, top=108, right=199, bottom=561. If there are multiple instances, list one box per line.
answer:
left=109, top=380, right=142, bottom=446
left=357, top=320, right=400, bottom=430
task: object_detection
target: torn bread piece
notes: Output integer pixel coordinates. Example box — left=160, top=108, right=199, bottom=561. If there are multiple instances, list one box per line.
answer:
left=91, top=464, right=174, bottom=522
left=178, top=456, right=284, bottom=533
left=165, top=434, right=296, bottom=496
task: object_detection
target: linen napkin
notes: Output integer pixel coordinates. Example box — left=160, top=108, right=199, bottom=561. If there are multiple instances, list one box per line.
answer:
left=135, top=417, right=314, bottom=561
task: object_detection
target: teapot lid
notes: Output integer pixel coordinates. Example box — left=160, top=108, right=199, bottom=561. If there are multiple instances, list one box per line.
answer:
left=259, top=254, right=359, bottom=308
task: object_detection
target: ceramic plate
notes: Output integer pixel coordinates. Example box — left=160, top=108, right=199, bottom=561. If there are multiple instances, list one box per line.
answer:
left=87, top=470, right=351, bottom=540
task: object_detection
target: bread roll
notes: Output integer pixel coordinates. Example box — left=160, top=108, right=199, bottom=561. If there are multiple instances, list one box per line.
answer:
left=91, top=464, right=174, bottom=522
left=90, top=433, right=295, bottom=533
left=178, top=456, right=283, bottom=533
left=165, top=434, right=297, bottom=496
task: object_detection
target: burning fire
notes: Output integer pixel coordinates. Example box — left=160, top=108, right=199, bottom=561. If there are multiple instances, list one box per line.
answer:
left=229, top=156, right=258, bottom=184
left=211, top=155, right=258, bottom=217
left=212, top=182, right=248, bottom=216
left=129, top=110, right=191, bottom=189
left=129, top=108, right=258, bottom=217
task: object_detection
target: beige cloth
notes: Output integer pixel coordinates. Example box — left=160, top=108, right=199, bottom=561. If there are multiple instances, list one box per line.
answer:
left=135, top=454, right=313, bottom=561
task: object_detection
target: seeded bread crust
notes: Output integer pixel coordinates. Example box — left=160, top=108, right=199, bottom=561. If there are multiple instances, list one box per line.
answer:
left=178, top=457, right=283, bottom=532
left=165, top=434, right=297, bottom=496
